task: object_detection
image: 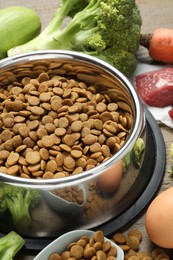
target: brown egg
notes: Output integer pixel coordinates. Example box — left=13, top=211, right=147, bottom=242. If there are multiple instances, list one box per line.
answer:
left=98, top=160, right=122, bottom=193
left=145, top=187, right=173, bottom=248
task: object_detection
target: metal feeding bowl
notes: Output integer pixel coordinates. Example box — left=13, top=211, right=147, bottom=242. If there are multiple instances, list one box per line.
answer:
left=0, top=50, right=145, bottom=238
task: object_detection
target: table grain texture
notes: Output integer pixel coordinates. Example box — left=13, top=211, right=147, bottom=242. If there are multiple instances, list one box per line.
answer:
left=1, top=0, right=173, bottom=259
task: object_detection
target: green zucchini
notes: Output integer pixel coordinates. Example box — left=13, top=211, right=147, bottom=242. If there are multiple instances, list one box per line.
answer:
left=0, top=6, right=41, bottom=59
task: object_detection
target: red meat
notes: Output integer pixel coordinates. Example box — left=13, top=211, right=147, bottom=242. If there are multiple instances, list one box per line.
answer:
left=136, top=67, right=173, bottom=107
left=168, top=108, right=173, bottom=120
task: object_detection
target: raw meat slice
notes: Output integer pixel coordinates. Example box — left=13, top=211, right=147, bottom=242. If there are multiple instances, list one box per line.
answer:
left=136, top=67, right=173, bottom=107
left=168, top=107, right=173, bottom=120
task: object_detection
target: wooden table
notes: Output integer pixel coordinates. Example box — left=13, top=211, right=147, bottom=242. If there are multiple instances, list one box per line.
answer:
left=1, top=0, right=173, bottom=258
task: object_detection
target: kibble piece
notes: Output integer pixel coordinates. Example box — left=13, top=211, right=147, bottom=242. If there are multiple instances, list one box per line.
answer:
left=39, top=92, right=51, bottom=102
left=28, top=96, right=40, bottom=106
left=58, top=117, right=69, bottom=128
left=107, top=246, right=117, bottom=257
left=46, top=160, right=58, bottom=172
left=1, top=129, right=13, bottom=142
left=4, top=139, right=14, bottom=152
left=102, top=241, right=111, bottom=252
left=77, top=239, right=87, bottom=248
left=48, top=253, right=62, bottom=260
left=14, top=115, right=26, bottom=123
left=38, top=82, right=49, bottom=92
left=6, top=152, right=19, bottom=166
left=42, top=115, right=54, bottom=125
left=107, top=103, right=118, bottom=112
left=96, top=102, right=107, bottom=113
left=128, top=229, right=142, bottom=241
left=76, top=157, right=87, bottom=168
left=83, top=134, right=97, bottom=145
left=124, top=249, right=138, bottom=260
left=16, top=144, right=27, bottom=153
left=31, top=106, right=45, bottom=115
left=45, top=123, right=56, bottom=133
left=71, top=150, right=82, bottom=159
left=25, top=151, right=41, bottom=164
left=119, top=244, right=130, bottom=252
left=28, top=163, right=40, bottom=172
left=63, top=134, right=76, bottom=147
left=3, top=116, right=15, bottom=128
left=55, top=127, right=66, bottom=136
left=137, top=251, right=149, bottom=259
left=151, top=248, right=165, bottom=259
left=96, top=250, right=106, bottom=260
left=6, top=165, right=19, bottom=175
left=59, top=144, right=71, bottom=152
left=84, top=246, right=96, bottom=260
left=51, top=99, right=62, bottom=111
left=54, top=172, right=66, bottom=178
left=81, top=127, right=91, bottom=138
left=126, top=236, right=140, bottom=251
left=38, top=72, right=49, bottom=82
left=13, top=100, right=24, bottom=111
left=93, top=230, right=104, bottom=243
left=56, top=153, right=64, bottom=166
left=37, top=128, right=48, bottom=139
left=42, top=135, right=55, bottom=147
left=43, top=171, right=55, bottom=179
left=63, top=156, right=75, bottom=169
left=19, top=126, right=30, bottom=138
left=93, top=241, right=102, bottom=251
left=0, top=150, right=10, bottom=160
left=71, top=120, right=83, bottom=132
left=40, top=147, right=49, bottom=160
left=70, top=245, right=84, bottom=259
left=112, top=232, right=126, bottom=244
left=61, top=250, right=71, bottom=260
left=27, top=119, right=39, bottom=130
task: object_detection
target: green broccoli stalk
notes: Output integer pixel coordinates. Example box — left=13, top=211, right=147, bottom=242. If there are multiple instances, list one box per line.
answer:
left=0, top=182, right=40, bottom=232
left=0, top=231, right=25, bottom=260
left=8, top=0, right=142, bottom=76
left=168, top=143, right=173, bottom=177
left=132, top=138, right=145, bottom=168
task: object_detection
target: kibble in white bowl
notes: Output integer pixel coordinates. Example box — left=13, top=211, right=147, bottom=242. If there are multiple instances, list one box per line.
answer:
left=34, top=229, right=124, bottom=260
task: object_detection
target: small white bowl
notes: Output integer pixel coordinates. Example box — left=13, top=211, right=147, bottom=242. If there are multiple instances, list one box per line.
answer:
left=34, top=229, right=124, bottom=260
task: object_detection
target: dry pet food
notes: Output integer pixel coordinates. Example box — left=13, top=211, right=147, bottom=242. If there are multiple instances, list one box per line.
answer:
left=48, top=230, right=118, bottom=260
left=0, top=61, right=132, bottom=179
left=111, top=228, right=170, bottom=260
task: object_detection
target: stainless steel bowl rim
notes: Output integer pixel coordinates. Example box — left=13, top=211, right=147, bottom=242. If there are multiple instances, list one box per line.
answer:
left=0, top=50, right=145, bottom=188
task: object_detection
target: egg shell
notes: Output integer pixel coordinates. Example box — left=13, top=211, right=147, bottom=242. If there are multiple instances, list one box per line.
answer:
left=145, top=187, right=173, bottom=248
left=98, top=160, right=122, bottom=193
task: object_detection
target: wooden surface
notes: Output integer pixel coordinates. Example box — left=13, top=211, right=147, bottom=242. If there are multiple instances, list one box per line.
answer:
left=1, top=0, right=173, bottom=258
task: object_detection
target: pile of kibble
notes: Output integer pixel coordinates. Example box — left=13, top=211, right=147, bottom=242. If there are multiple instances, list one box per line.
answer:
left=48, top=229, right=170, bottom=260
left=110, top=229, right=170, bottom=259
left=0, top=69, right=132, bottom=179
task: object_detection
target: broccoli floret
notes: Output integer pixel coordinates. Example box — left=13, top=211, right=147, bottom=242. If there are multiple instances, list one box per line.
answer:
left=8, top=0, right=142, bottom=77
left=0, top=182, right=40, bottom=232
left=0, top=231, right=25, bottom=260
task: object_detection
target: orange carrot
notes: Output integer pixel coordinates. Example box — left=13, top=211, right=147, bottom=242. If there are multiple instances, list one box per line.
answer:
left=140, top=28, right=173, bottom=64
